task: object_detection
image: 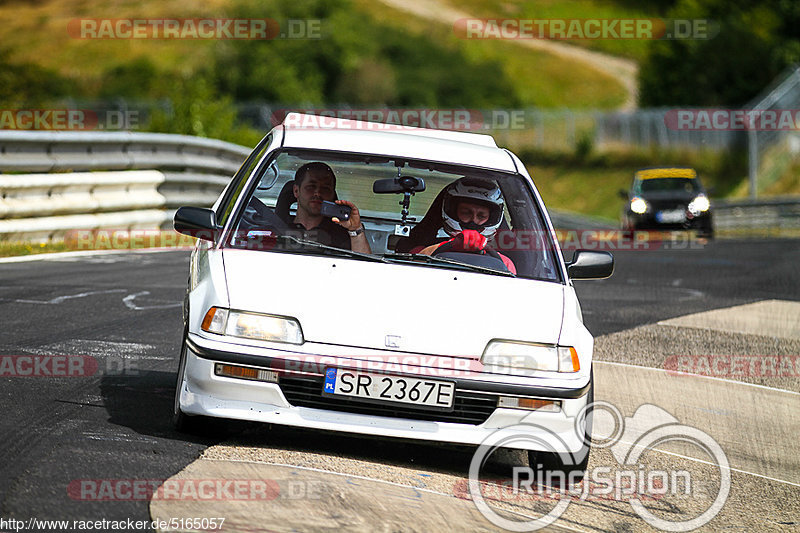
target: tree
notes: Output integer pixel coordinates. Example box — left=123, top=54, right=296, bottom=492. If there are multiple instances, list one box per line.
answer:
left=639, top=0, right=800, bottom=106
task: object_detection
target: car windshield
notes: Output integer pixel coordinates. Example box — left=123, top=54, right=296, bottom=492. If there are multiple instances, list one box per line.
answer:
left=227, top=149, right=562, bottom=282
left=636, top=177, right=701, bottom=194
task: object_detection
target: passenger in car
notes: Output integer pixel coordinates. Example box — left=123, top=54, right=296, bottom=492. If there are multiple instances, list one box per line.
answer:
left=290, top=162, right=371, bottom=253
left=414, top=177, right=516, bottom=274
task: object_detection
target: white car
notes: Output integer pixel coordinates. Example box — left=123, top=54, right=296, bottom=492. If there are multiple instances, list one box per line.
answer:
left=172, top=113, right=612, bottom=477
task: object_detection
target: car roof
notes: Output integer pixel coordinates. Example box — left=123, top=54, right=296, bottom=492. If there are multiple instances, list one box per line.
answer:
left=277, top=113, right=518, bottom=173
left=635, top=167, right=698, bottom=180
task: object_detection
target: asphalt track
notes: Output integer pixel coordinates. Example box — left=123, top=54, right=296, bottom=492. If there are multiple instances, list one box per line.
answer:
left=0, top=238, right=798, bottom=532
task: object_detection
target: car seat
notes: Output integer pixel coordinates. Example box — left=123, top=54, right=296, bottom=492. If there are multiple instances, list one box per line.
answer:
left=274, top=180, right=338, bottom=225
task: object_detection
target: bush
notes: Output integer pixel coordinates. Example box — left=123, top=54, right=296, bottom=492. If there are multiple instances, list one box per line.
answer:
left=0, top=50, right=74, bottom=106
left=211, top=0, right=520, bottom=108
left=146, top=75, right=262, bottom=148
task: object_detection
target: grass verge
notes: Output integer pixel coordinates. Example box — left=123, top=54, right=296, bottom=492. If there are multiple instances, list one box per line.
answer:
left=518, top=145, right=749, bottom=221
left=0, top=241, right=71, bottom=258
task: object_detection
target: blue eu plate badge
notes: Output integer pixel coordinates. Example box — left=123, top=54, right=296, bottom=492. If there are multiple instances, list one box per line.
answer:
left=324, top=368, right=337, bottom=393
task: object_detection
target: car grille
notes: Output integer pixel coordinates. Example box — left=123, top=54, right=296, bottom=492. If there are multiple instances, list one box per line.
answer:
left=648, top=199, right=688, bottom=211
left=279, top=374, right=498, bottom=425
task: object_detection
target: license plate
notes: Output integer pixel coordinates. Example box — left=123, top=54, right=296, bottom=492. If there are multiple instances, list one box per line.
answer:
left=656, top=209, right=686, bottom=223
left=323, top=368, right=455, bottom=410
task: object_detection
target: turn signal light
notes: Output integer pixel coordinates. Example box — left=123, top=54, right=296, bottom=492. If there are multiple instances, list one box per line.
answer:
left=214, top=363, right=278, bottom=383
left=498, top=397, right=561, bottom=412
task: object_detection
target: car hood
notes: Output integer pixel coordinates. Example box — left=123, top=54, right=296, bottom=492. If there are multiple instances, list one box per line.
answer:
left=221, top=249, right=566, bottom=357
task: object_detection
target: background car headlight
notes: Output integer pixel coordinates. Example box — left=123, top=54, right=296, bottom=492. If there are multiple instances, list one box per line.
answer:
left=201, top=307, right=304, bottom=344
left=482, top=340, right=580, bottom=373
left=688, top=194, right=710, bottom=215
left=630, top=197, right=648, bottom=214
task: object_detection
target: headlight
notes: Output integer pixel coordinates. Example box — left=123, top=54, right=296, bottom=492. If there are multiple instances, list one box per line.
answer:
left=201, top=307, right=304, bottom=344
left=482, top=340, right=580, bottom=373
left=630, top=197, right=648, bottom=214
left=688, top=194, right=710, bottom=215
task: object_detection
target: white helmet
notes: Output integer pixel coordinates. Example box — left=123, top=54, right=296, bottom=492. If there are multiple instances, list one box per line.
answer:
left=441, top=177, right=504, bottom=238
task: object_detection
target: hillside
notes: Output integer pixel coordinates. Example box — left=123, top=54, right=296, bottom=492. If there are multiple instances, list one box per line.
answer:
left=0, top=0, right=628, bottom=109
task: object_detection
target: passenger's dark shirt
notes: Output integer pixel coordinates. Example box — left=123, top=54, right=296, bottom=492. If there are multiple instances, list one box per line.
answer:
left=288, top=219, right=350, bottom=250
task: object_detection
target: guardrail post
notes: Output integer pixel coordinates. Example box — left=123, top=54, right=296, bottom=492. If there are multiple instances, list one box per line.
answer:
left=748, top=129, right=758, bottom=199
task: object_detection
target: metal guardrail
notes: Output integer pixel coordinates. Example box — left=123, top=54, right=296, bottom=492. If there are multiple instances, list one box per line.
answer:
left=1, top=130, right=798, bottom=241
left=714, top=197, right=800, bottom=230
left=0, top=131, right=251, bottom=240
left=0, top=131, right=249, bottom=173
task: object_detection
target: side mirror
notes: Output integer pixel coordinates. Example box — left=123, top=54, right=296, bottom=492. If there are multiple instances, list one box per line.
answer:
left=618, top=189, right=629, bottom=200
left=567, top=250, right=614, bottom=279
left=373, top=176, right=426, bottom=194
left=174, top=206, right=218, bottom=242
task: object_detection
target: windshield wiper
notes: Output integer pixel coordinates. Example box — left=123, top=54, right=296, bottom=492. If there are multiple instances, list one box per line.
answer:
left=273, top=235, right=387, bottom=263
left=382, top=252, right=515, bottom=277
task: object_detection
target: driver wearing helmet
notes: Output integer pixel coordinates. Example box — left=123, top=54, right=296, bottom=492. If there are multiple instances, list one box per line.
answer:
left=416, top=177, right=516, bottom=274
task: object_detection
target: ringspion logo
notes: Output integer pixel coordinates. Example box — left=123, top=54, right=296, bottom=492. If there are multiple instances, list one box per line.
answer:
left=467, top=403, right=730, bottom=531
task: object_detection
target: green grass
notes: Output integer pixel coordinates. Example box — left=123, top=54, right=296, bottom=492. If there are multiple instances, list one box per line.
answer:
left=0, top=0, right=230, bottom=77
left=518, top=146, right=748, bottom=220
left=354, top=0, right=627, bottom=108
left=0, top=0, right=627, bottom=109
left=0, top=241, right=70, bottom=258
left=329, top=0, right=626, bottom=109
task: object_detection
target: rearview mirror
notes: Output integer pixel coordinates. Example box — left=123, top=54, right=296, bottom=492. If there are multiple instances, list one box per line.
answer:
left=618, top=189, right=629, bottom=199
left=373, top=176, right=426, bottom=194
left=567, top=250, right=614, bottom=279
left=174, top=206, right=218, bottom=242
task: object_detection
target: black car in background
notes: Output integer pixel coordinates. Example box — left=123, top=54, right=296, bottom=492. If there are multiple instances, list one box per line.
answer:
left=620, top=167, right=714, bottom=238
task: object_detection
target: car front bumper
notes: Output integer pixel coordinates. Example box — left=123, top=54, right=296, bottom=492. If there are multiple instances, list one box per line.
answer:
left=627, top=210, right=713, bottom=232
left=179, top=335, right=592, bottom=454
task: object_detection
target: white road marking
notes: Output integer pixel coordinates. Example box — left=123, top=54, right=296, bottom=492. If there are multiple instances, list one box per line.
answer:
left=201, top=458, right=592, bottom=533
left=610, top=437, right=800, bottom=488
left=83, top=431, right=160, bottom=444
left=658, top=299, right=800, bottom=340
left=595, top=359, right=800, bottom=487
left=27, top=340, right=159, bottom=358
left=595, top=360, right=800, bottom=395
left=123, top=291, right=181, bottom=310
left=5, top=289, right=127, bottom=305
left=0, top=248, right=181, bottom=264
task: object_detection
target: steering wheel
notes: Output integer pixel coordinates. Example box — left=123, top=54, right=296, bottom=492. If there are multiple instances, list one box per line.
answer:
left=241, top=197, right=288, bottom=232
left=431, top=239, right=502, bottom=260
left=430, top=240, right=509, bottom=273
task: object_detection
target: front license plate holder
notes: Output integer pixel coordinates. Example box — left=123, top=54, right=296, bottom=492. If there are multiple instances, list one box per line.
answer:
left=656, top=209, right=686, bottom=223
left=322, top=367, right=456, bottom=412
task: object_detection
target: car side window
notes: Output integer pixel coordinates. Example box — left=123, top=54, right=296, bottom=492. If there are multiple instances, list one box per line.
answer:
left=216, top=134, right=273, bottom=226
